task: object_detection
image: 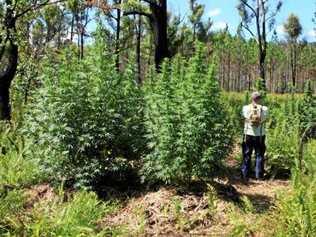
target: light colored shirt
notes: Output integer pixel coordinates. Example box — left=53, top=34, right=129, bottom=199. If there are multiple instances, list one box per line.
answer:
left=242, top=103, right=268, bottom=136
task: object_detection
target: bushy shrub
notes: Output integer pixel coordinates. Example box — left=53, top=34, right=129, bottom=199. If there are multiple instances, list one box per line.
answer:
left=1, top=188, right=119, bottom=237
left=0, top=125, right=44, bottom=189
left=0, top=190, right=26, bottom=231
left=265, top=97, right=300, bottom=177
left=273, top=141, right=316, bottom=237
left=298, top=80, right=316, bottom=138
left=0, top=125, right=44, bottom=235
left=22, top=37, right=146, bottom=188
left=222, top=92, right=247, bottom=137
left=26, top=191, right=113, bottom=236
left=142, top=44, right=234, bottom=184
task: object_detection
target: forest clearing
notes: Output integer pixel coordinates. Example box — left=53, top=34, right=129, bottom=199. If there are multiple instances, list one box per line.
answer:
left=0, top=0, right=316, bottom=236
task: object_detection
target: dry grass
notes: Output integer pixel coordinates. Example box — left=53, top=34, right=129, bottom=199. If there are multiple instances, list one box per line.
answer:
left=97, top=147, right=290, bottom=237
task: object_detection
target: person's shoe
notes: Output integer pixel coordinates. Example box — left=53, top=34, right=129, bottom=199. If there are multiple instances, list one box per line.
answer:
left=241, top=175, right=249, bottom=184
left=255, top=176, right=264, bottom=181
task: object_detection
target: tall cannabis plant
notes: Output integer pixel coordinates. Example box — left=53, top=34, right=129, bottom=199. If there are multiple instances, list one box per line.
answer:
left=22, top=31, right=146, bottom=188
left=142, top=44, right=233, bottom=184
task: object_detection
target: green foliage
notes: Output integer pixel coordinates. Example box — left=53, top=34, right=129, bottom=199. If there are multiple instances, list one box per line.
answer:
left=298, top=80, right=316, bottom=138
left=254, top=78, right=267, bottom=99
left=26, top=191, right=112, bottom=237
left=0, top=125, right=44, bottom=189
left=224, top=93, right=304, bottom=176
left=0, top=189, right=26, bottom=232
left=1, top=188, right=120, bottom=237
left=284, top=13, right=303, bottom=40
left=142, top=44, right=233, bottom=184
left=22, top=38, right=146, bottom=188
left=0, top=126, right=44, bottom=235
left=266, top=99, right=300, bottom=176
left=273, top=141, right=316, bottom=237
left=0, top=126, right=121, bottom=236
left=221, top=92, right=246, bottom=137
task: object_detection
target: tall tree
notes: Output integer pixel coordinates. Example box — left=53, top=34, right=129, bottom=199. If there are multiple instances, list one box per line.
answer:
left=114, top=0, right=122, bottom=71
left=0, top=0, right=62, bottom=120
left=67, top=0, right=89, bottom=60
left=188, top=0, right=204, bottom=42
left=123, top=0, right=169, bottom=70
left=99, top=0, right=122, bottom=71
left=134, top=12, right=143, bottom=84
left=284, top=13, right=302, bottom=88
left=237, top=0, right=282, bottom=88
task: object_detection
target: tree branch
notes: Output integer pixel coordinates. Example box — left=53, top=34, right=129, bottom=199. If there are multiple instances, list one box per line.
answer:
left=15, top=0, right=66, bottom=19
left=241, top=22, right=257, bottom=42
left=123, top=10, right=153, bottom=20
left=240, top=0, right=257, bottom=17
left=141, top=0, right=159, bottom=8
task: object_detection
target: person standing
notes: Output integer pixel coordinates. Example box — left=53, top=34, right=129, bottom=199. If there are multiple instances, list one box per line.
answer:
left=241, top=91, right=268, bottom=181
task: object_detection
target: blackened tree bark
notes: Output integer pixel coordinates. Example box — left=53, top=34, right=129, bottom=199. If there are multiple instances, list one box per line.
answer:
left=0, top=43, right=18, bottom=120
left=238, top=0, right=282, bottom=89
left=124, top=0, right=169, bottom=71
left=257, top=0, right=267, bottom=82
left=0, top=0, right=61, bottom=120
left=150, top=0, right=169, bottom=70
left=0, top=2, right=18, bottom=120
left=136, top=14, right=142, bottom=84
left=115, top=0, right=122, bottom=71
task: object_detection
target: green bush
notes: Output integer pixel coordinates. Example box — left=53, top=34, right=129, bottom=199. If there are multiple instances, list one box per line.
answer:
left=0, top=126, right=44, bottom=189
left=0, top=189, right=26, bottom=234
left=265, top=98, right=300, bottom=177
left=298, top=80, right=316, bottom=138
left=273, top=141, right=316, bottom=237
left=22, top=38, right=146, bottom=188
left=27, top=191, right=113, bottom=236
left=1, top=189, right=119, bottom=237
left=0, top=126, right=43, bottom=235
left=221, top=92, right=247, bottom=137
left=142, top=44, right=234, bottom=184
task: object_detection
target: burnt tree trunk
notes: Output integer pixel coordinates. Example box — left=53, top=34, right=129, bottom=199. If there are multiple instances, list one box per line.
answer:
left=115, top=0, right=121, bottom=71
left=124, top=0, right=169, bottom=71
left=136, top=15, right=142, bottom=84
left=0, top=45, right=18, bottom=120
left=0, top=4, right=18, bottom=120
left=259, top=49, right=266, bottom=82
left=70, top=13, right=75, bottom=41
left=150, top=0, right=169, bottom=71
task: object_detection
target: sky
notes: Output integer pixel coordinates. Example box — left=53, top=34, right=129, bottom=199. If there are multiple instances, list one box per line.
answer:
left=168, top=0, right=316, bottom=42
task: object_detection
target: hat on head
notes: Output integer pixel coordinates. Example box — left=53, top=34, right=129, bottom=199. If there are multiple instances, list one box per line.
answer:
left=251, top=91, right=261, bottom=100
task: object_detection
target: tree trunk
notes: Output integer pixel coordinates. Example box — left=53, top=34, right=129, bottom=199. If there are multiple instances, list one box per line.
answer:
left=150, top=0, right=169, bottom=71
left=70, top=13, right=75, bottom=41
left=193, top=24, right=196, bottom=42
left=80, top=28, right=84, bottom=59
left=0, top=43, right=18, bottom=120
left=292, top=43, right=297, bottom=88
left=115, top=0, right=121, bottom=71
left=136, top=15, right=142, bottom=85
left=227, top=52, right=231, bottom=91
left=0, top=3, right=18, bottom=120
left=259, top=48, right=266, bottom=82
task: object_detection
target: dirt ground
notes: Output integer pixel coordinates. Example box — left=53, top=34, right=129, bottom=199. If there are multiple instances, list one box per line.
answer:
left=100, top=149, right=290, bottom=237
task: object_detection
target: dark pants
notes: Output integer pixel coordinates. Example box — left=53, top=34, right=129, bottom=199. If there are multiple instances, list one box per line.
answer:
left=241, top=135, right=266, bottom=179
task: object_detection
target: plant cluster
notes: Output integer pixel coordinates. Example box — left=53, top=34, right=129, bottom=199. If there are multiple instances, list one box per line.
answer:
left=22, top=37, right=146, bottom=188
left=142, top=44, right=234, bottom=184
